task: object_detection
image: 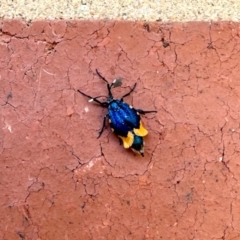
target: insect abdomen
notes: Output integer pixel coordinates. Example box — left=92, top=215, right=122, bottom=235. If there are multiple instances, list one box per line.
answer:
left=131, top=134, right=145, bottom=156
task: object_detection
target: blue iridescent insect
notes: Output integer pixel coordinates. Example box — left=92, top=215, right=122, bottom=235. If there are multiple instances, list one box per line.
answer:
left=78, top=69, right=157, bottom=156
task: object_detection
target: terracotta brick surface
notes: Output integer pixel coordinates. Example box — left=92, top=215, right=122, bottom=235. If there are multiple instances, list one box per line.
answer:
left=1, top=20, right=240, bottom=239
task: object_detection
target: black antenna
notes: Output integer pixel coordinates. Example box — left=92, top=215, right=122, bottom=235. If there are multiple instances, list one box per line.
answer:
left=96, top=69, right=113, bottom=98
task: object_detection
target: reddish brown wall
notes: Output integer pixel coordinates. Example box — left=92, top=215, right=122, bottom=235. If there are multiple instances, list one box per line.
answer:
left=1, top=20, right=240, bottom=239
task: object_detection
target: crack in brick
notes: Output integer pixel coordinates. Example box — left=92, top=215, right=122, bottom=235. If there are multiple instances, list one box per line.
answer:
left=2, top=20, right=240, bottom=240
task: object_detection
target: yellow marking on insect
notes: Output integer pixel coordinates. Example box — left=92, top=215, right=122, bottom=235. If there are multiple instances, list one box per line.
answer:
left=129, top=105, right=133, bottom=108
left=133, top=121, right=148, bottom=137
left=119, top=132, right=134, bottom=148
left=111, top=128, right=114, bottom=132
left=109, top=119, right=111, bottom=123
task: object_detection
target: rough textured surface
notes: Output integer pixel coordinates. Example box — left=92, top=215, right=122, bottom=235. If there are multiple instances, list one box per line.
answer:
left=1, top=0, right=240, bottom=21
left=1, top=20, right=240, bottom=239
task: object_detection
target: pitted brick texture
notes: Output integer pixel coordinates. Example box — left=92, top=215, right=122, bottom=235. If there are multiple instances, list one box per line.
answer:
left=1, top=20, right=240, bottom=239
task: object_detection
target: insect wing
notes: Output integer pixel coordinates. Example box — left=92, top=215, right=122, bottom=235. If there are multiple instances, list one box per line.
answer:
left=108, top=100, right=140, bottom=137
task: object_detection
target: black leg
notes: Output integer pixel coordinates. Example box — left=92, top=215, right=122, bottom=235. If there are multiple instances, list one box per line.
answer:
left=78, top=90, right=108, bottom=107
left=136, top=109, right=157, bottom=115
left=121, top=83, right=137, bottom=100
left=119, top=138, right=123, bottom=145
left=97, top=115, right=108, bottom=138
